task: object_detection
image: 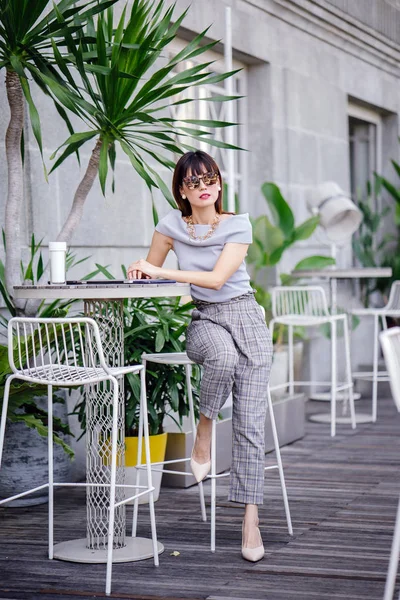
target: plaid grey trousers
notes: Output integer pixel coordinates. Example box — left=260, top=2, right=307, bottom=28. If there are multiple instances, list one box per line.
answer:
left=185, top=291, right=273, bottom=505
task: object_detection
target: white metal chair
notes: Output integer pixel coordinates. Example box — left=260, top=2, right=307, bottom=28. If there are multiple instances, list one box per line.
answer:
left=135, top=349, right=293, bottom=552
left=380, top=327, right=400, bottom=600
left=0, top=317, right=158, bottom=595
left=351, top=281, right=400, bottom=422
left=269, top=286, right=356, bottom=437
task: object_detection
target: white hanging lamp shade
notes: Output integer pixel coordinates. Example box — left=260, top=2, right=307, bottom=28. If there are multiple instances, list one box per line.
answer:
left=307, top=182, right=362, bottom=242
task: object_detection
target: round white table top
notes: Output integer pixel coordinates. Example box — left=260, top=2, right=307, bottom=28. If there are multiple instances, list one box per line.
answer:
left=13, top=282, right=191, bottom=300
left=291, top=267, right=392, bottom=279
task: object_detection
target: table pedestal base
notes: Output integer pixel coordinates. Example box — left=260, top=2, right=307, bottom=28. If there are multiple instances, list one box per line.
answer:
left=309, top=391, right=362, bottom=402
left=53, top=537, right=164, bottom=564
left=309, top=413, right=373, bottom=425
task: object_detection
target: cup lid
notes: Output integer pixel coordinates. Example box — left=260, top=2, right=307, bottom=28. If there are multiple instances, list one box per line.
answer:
left=49, top=242, right=67, bottom=251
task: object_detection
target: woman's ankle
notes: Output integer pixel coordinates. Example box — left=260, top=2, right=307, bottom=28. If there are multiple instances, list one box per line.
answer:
left=197, top=413, right=213, bottom=434
left=243, top=517, right=259, bottom=527
left=244, top=504, right=259, bottom=526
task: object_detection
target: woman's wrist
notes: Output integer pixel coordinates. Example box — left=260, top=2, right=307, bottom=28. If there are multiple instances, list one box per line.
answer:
left=158, top=267, right=184, bottom=282
left=156, top=266, right=166, bottom=278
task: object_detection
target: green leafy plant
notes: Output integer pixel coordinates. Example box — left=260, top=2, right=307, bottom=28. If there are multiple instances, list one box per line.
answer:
left=352, top=180, right=393, bottom=307
left=0, top=0, right=239, bottom=460
left=72, top=266, right=200, bottom=437
left=0, top=342, right=74, bottom=457
left=374, top=159, right=400, bottom=299
left=0, top=0, right=115, bottom=149
left=123, top=296, right=200, bottom=436
left=2, top=0, right=240, bottom=319
left=247, top=182, right=335, bottom=343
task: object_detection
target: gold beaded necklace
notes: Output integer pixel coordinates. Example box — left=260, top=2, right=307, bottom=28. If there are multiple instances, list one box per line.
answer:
left=185, top=214, right=221, bottom=242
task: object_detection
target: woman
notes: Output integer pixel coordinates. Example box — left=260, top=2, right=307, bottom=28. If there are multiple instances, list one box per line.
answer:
left=128, top=150, right=273, bottom=562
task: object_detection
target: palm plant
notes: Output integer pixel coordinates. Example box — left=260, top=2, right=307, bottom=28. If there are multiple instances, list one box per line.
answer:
left=0, top=0, right=116, bottom=309
left=0, top=0, right=240, bottom=447
left=43, top=0, right=240, bottom=244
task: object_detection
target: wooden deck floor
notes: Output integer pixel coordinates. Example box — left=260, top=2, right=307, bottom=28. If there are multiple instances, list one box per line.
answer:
left=1, top=395, right=400, bottom=600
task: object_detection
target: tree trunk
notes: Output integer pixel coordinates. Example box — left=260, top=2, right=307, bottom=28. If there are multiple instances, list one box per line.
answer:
left=57, top=137, right=103, bottom=244
left=4, top=70, right=25, bottom=312
left=24, top=138, right=103, bottom=316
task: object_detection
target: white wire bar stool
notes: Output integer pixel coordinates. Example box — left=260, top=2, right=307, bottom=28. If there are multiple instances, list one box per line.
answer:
left=351, top=281, right=400, bottom=422
left=206, top=385, right=293, bottom=551
left=269, top=286, right=356, bottom=437
left=380, top=327, right=400, bottom=600
left=135, top=351, right=293, bottom=552
left=135, top=352, right=207, bottom=524
left=0, top=317, right=159, bottom=595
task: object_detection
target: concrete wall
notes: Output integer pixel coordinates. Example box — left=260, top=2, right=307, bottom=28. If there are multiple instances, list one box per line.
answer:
left=1, top=0, right=399, bottom=275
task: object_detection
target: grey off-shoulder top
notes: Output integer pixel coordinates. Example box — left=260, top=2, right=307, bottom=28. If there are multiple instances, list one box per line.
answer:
left=155, top=209, right=253, bottom=302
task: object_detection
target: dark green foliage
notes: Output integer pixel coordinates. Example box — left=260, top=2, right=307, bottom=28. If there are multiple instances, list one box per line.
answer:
left=247, top=182, right=335, bottom=342
left=373, top=161, right=400, bottom=299
left=72, top=265, right=200, bottom=437
left=352, top=180, right=393, bottom=306
left=0, top=338, right=74, bottom=457
left=0, top=0, right=118, bottom=159
left=123, top=296, right=200, bottom=436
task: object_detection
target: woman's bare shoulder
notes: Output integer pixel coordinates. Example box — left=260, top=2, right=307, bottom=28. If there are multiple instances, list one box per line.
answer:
left=219, top=214, right=232, bottom=222
left=220, top=212, right=249, bottom=222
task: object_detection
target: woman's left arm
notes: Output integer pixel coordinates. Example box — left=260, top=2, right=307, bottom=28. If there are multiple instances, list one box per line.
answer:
left=130, top=243, right=249, bottom=289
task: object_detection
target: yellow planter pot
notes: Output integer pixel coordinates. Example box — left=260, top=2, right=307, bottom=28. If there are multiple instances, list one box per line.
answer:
left=125, top=432, right=168, bottom=504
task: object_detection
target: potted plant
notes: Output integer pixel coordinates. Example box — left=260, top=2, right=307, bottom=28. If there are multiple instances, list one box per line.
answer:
left=374, top=163, right=400, bottom=299
left=124, top=294, right=201, bottom=498
left=0, top=297, right=75, bottom=505
left=349, top=177, right=398, bottom=395
left=247, top=182, right=336, bottom=447
left=248, top=182, right=336, bottom=383
left=352, top=180, right=394, bottom=307
left=0, top=340, right=74, bottom=506
left=0, top=236, right=109, bottom=504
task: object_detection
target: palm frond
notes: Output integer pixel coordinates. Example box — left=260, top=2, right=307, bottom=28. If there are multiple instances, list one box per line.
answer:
left=0, top=0, right=119, bottom=156
left=44, top=0, right=242, bottom=202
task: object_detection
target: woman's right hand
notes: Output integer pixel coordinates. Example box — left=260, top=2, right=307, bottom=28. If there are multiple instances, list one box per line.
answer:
left=127, top=262, right=151, bottom=280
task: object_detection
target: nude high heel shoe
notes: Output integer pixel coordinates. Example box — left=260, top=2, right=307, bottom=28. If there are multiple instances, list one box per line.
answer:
left=190, top=451, right=211, bottom=483
left=241, top=522, right=265, bottom=562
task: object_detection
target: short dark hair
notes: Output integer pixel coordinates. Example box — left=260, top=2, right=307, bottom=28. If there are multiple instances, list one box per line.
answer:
left=172, top=151, right=224, bottom=217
